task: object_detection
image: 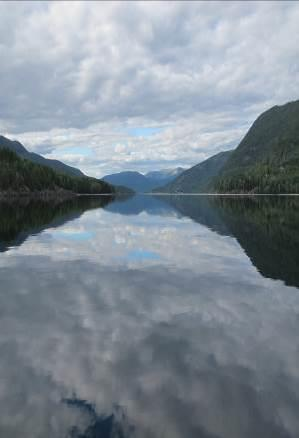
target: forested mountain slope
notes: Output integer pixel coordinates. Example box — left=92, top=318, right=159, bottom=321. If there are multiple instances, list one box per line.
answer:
left=155, top=151, right=232, bottom=193
left=0, top=148, right=113, bottom=196
left=0, top=135, right=84, bottom=177
left=215, top=100, right=299, bottom=193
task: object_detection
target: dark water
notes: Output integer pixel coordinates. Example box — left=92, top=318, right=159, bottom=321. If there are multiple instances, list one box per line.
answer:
left=0, top=195, right=299, bottom=438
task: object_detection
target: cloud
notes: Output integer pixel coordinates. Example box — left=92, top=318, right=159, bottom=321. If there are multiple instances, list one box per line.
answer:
left=0, top=1, right=299, bottom=175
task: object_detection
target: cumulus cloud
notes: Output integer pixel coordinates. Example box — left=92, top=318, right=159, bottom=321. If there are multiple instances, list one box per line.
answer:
left=0, top=1, right=299, bottom=175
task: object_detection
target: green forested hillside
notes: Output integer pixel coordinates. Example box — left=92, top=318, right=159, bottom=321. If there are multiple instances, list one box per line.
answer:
left=215, top=100, right=299, bottom=193
left=156, top=99, right=299, bottom=194
left=0, top=148, right=114, bottom=195
left=155, top=151, right=232, bottom=193
left=0, top=135, right=84, bottom=177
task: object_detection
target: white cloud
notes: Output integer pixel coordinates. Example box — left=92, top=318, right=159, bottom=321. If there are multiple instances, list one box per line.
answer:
left=0, top=1, right=299, bottom=175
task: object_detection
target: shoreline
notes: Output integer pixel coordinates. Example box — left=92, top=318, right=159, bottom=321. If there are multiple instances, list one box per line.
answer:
left=149, top=192, right=299, bottom=196
left=0, top=189, right=76, bottom=200
left=0, top=190, right=119, bottom=201
left=1, top=191, right=299, bottom=200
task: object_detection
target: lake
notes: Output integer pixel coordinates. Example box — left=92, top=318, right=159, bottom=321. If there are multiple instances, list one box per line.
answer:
left=0, top=195, right=299, bottom=438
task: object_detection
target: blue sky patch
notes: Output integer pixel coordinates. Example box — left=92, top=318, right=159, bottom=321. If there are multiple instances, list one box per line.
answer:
left=126, top=249, right=161, bottom=261
left=64, top=146, right=92, bottom=156
left=52, top=230, right=94, bottom=241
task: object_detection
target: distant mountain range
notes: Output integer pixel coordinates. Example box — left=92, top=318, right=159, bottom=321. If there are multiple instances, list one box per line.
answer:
left=0, top=135, right=84, bottom=178
left=103, top=167, right=185, bottom=192
left=156, top=99, right=299, bottom=194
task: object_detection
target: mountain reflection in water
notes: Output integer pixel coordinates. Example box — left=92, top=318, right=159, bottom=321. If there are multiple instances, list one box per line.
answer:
left=0, top=196, right=113, bottom=252
left=1, top=194, right=297, bottom=287
left=163, top=195, right=299, bottom=289
left=0, top=194, right=298, bottom=438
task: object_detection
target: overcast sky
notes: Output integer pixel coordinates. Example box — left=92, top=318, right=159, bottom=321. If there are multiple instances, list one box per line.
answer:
left=1, top=1, right=299, bottom=177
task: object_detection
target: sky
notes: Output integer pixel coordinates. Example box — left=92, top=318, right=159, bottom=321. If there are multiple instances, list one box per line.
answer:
left=0, top=1, right=299, bottom=177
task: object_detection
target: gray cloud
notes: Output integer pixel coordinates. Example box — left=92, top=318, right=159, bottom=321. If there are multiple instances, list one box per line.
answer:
left=0, top=1, right=299, bottom=175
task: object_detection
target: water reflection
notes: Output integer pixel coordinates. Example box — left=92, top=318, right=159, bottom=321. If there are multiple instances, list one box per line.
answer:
left=63, top=397, right=134, bottom=438
left=105, top=195, right=299, bottom=288
left=0, top=196, right=113, bottom=252
left=0, top=195, right=298, bottom=437
left=2, top=195, right=299, bottom=288
left=162, top=195, right=299, bottom=288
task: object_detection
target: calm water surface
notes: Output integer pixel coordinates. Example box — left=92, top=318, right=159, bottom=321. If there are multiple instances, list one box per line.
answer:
left=0, top=195, right=299, bottom=438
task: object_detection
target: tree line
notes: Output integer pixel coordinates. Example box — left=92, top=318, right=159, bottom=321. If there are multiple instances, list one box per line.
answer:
left=0, top=147, right=114, bottom=194
left=215, top=160, right=299, bottom=193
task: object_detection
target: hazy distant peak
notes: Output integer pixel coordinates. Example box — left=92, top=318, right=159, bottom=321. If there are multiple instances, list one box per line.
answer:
left=145, top=167, right=186, bottom=180
left=103, top=167, right=186, bottom=192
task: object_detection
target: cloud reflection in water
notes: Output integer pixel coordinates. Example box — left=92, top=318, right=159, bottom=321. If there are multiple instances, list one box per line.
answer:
left=0, top=195, right=298, bottom=437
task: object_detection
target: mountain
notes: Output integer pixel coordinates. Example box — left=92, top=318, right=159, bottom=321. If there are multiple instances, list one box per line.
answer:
left=0, top=147, right=114, bottom=196
left=145, top=167, right=186, bottom=185
left=103, top=167, right=185, bottom=192
left=156, top=99, right=299, bottom=194
left=215, top=99, right=299, bottom=193
left=0, top=135, right=84, bottom=177
left=103, top=171, right=154, bottom=192
left=155, top=151, right=232, bottom=193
